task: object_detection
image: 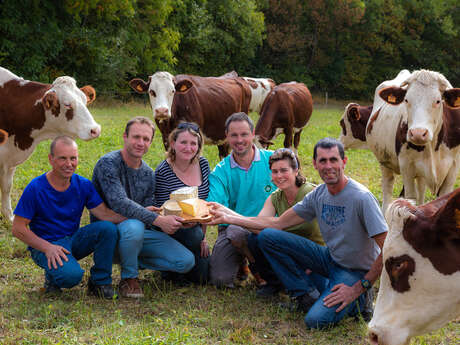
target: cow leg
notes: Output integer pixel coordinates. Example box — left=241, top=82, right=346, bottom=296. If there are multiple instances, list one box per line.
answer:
left=401, top=171, right=417, bottom=205
left=283, top=128, right=293, bottom=150
left=293, top=130, right=302, bottom=153
left=437, top=162, right=460, bottom=197
left=415, top=176, right=426, bottom=205
left=381, top=166, right=395, bottom=213
left=218, top=143, right=229, bottom=160
left=0, top=165, right=16, bottom=222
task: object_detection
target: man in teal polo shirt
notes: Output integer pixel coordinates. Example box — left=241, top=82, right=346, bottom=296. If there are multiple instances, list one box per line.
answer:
left=207, top=112, right=276, bottom=288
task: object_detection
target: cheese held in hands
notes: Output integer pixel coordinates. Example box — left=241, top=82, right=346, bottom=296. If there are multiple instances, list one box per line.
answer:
left=178, top=198, right=200, bottom=216
left=163, top=200, right=182, bottom=216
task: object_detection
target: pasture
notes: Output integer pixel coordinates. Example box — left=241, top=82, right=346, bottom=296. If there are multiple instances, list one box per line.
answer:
left=0, top=101, right=458, bottom=344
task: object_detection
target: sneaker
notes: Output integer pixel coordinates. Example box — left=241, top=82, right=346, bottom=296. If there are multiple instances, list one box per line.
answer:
left=87, top=279, right=117, bottom=300
left=280, top=293, right=317, bottom=313
left=256, top=283, right=282, bottom=298
left=119, top=278, right=144, bottom=298
left=44, top=279, right=62, bottom=294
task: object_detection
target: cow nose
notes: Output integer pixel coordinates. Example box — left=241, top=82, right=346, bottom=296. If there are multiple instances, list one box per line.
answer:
left=155, top=107, right=170, bottom=119
left=408, top=128, right=428, bottom=145
left=90, top=126, right=101, bottom=138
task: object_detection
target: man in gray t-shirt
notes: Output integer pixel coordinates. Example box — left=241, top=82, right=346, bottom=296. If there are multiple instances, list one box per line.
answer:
left=209, top=137, right=387, bottom=329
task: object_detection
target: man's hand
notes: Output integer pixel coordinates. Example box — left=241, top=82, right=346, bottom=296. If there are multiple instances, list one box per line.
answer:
left=153, top=215, right=184, bottom=235
left=323, top=282, right=362, bottom=312
left=200, top=238, right=210, bottom=257
left=45, top=244, right=70, bottom=270
left=146, top=205, right=162, bottom=213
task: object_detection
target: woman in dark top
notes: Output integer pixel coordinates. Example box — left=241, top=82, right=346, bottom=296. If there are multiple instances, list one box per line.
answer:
left=154, top=122, right=210, bottom=284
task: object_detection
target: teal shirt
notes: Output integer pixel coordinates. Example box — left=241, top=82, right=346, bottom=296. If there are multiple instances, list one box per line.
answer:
left=207, top=148, right=276, bottom=217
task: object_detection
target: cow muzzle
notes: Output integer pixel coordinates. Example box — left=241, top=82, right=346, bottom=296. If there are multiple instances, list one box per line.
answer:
left=90, top=125, right=101, bottom=138
left=155, top=107, right=170, bottom=120
left=368, top=325, right=410, bottom=345
left=408, top=128, right=429, bottom=145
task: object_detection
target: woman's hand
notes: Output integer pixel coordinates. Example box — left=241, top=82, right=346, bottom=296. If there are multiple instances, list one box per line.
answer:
left=207, top=202, right=238, bottom=225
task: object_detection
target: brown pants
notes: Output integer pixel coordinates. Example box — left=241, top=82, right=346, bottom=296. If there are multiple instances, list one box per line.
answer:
left=209, top=225, right=251, bottom=288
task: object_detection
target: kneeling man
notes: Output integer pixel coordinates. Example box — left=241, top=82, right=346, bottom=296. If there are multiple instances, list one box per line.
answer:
left=12, top=136, right=125, bottom=299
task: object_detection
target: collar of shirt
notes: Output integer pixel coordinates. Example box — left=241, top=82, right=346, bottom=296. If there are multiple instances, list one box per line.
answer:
left=230, top=145, right=261, bottom=171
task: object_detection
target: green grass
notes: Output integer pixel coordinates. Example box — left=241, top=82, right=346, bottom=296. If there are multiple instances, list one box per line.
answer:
left=0, top=101, right=458, bottom=344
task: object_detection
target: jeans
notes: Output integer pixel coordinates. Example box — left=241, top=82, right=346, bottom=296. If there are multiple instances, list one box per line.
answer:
left=116, top=219, right=145, bottom=279
left=29, top=221, right=118, bottom=288
left=137, top=227, right=195, bottom=274
left=247, top=233, right=282, bottom=286
left=258, top=228, right=367, bottom=329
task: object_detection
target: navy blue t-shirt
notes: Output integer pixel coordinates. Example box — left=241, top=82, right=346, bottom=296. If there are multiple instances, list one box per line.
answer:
left=14, top=173, right=102, bottom=241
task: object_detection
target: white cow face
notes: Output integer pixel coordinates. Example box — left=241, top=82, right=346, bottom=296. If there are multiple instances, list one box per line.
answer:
left=379, top=70, right=452, bottom=146
left=368, top=198, right=460, bottom=345
left=43, top=76, right=101, bottom=140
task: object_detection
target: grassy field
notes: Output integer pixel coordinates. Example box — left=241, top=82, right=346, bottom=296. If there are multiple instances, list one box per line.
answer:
left=0, top=101, right=458, bottom=344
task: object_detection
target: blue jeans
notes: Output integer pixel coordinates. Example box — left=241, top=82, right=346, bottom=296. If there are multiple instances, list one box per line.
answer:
left=258, top=228, right=367, bottom=329
left=29, top=221, right=118, bottom=288
left=116, top=219, right=145, bottom=279
left=137, top=227, right=195, bottom=274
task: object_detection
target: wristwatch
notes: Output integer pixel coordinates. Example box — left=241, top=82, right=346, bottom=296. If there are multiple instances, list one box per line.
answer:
left=361, top=279, right=372, bottom=290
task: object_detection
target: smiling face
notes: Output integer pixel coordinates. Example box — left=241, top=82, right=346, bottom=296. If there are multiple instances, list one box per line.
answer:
left=226, top=120, right=255, bottom=157
left=171, top=130, right=199, bottom=163
left=123, top=122, right=154, bottom=160
left=313, top=146, right=347, bottom=186
left=48, top=139, right=78, bottom=180
left=270, top=159, right=298, bottom=190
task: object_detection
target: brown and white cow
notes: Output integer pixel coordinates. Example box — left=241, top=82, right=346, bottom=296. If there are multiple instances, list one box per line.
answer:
left=339, top=103, right=373, bottom=149
left=129, top=71, right=251, bottom=158
left=254, top=82, right=312, bottom=151
left=366, top=69, right=460, bottom=212
left=242, top=77, right=276, bottom=114
left=368, top=191, right=460, bottom=345
left=0, top=66, right=100, bottom=221
left=339, top=70, right=411, bottom=150
left=0, top=129, right=7, bottom=146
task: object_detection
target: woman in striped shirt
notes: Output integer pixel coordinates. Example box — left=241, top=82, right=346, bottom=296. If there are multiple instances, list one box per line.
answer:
left=154, top=122, right=210, bottom=285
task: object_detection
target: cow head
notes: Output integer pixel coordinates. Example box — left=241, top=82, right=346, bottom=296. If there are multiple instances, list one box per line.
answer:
left=339, top=103, right=372, bottom=149
left=129, top=72, right=195, bottom=122
left=42, top=76, right=100, bottom=140
left=378, top=70, right=453, bottom=146
left=0, top=129, right=7, bottom=146
left=368, top=192, right=460, bottom=345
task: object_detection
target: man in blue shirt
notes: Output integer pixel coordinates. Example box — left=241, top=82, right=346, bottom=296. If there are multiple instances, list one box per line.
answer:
left=12, top=136, right=125, bottom=299
left=207, top=112, right=276, bottom=288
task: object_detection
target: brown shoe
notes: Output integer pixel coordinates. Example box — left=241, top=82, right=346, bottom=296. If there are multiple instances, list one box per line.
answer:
left=252, top=272, right=267, bottom=287
left=119, top=278, right=144, bottom=298
left=236, top=263, right=250, bottom=281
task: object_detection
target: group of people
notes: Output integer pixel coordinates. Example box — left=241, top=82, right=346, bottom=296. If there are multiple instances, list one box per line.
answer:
left=12, top=112, right=388, bottom=329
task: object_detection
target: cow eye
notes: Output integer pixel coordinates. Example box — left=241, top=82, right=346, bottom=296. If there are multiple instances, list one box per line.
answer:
left=404, top=99, right=408, bottom=103
left=150, top=90, right=156, bottom=97
left=171, top=89, right=175, bottom=94
left=436, top=100, right=441, bottom=104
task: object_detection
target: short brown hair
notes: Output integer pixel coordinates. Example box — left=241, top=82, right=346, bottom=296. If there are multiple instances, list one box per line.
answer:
left=124, top=116, right=155, bottom=140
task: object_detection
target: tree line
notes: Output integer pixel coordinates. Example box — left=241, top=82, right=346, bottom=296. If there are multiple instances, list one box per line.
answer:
left=1, top=0, right=458, bottom=100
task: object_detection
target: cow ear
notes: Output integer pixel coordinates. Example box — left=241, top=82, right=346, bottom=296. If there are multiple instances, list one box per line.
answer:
left=348, top=105, right=360, bottom=121
left=379, top=87, right=407, bottom=105
left=42, top=92, right=59, bottom=115
left=80, top=85, right=96, bottom=104
left=432, top=188, right=460, bottom=240
left=0, top=129, right=7, bottom=146
left=129, top=78, right=149, bottom=94
left=443, top=88, right=460, bottom=108
left=175, top=79, right=194, bottom=93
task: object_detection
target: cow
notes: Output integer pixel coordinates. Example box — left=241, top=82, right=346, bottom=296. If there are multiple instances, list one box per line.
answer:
left=366, top=69, right=460, bottom=212
left=254, top=82, right=312, bottom=151
left=0, top=129, right=7, bottom=146
left=129, top=72, right=251, bottom=158
left=242, top=77, right=276, bottom=114
left=339, top=103, right=373, bottom=149
left=339, top=70, right=411, bottom=150
left=0, top=66, right=100, bottom=222
left=368, top=191, right=460, bottom=345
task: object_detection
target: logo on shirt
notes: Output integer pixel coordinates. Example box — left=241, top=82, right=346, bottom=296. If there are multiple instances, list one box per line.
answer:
left=321, top=204, right=345, bottom=227
left=264, top=185, right=272, bottom=193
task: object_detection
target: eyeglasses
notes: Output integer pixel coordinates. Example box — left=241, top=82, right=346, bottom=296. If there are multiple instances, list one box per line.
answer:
left=177, top=122, right=200, bottom=132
